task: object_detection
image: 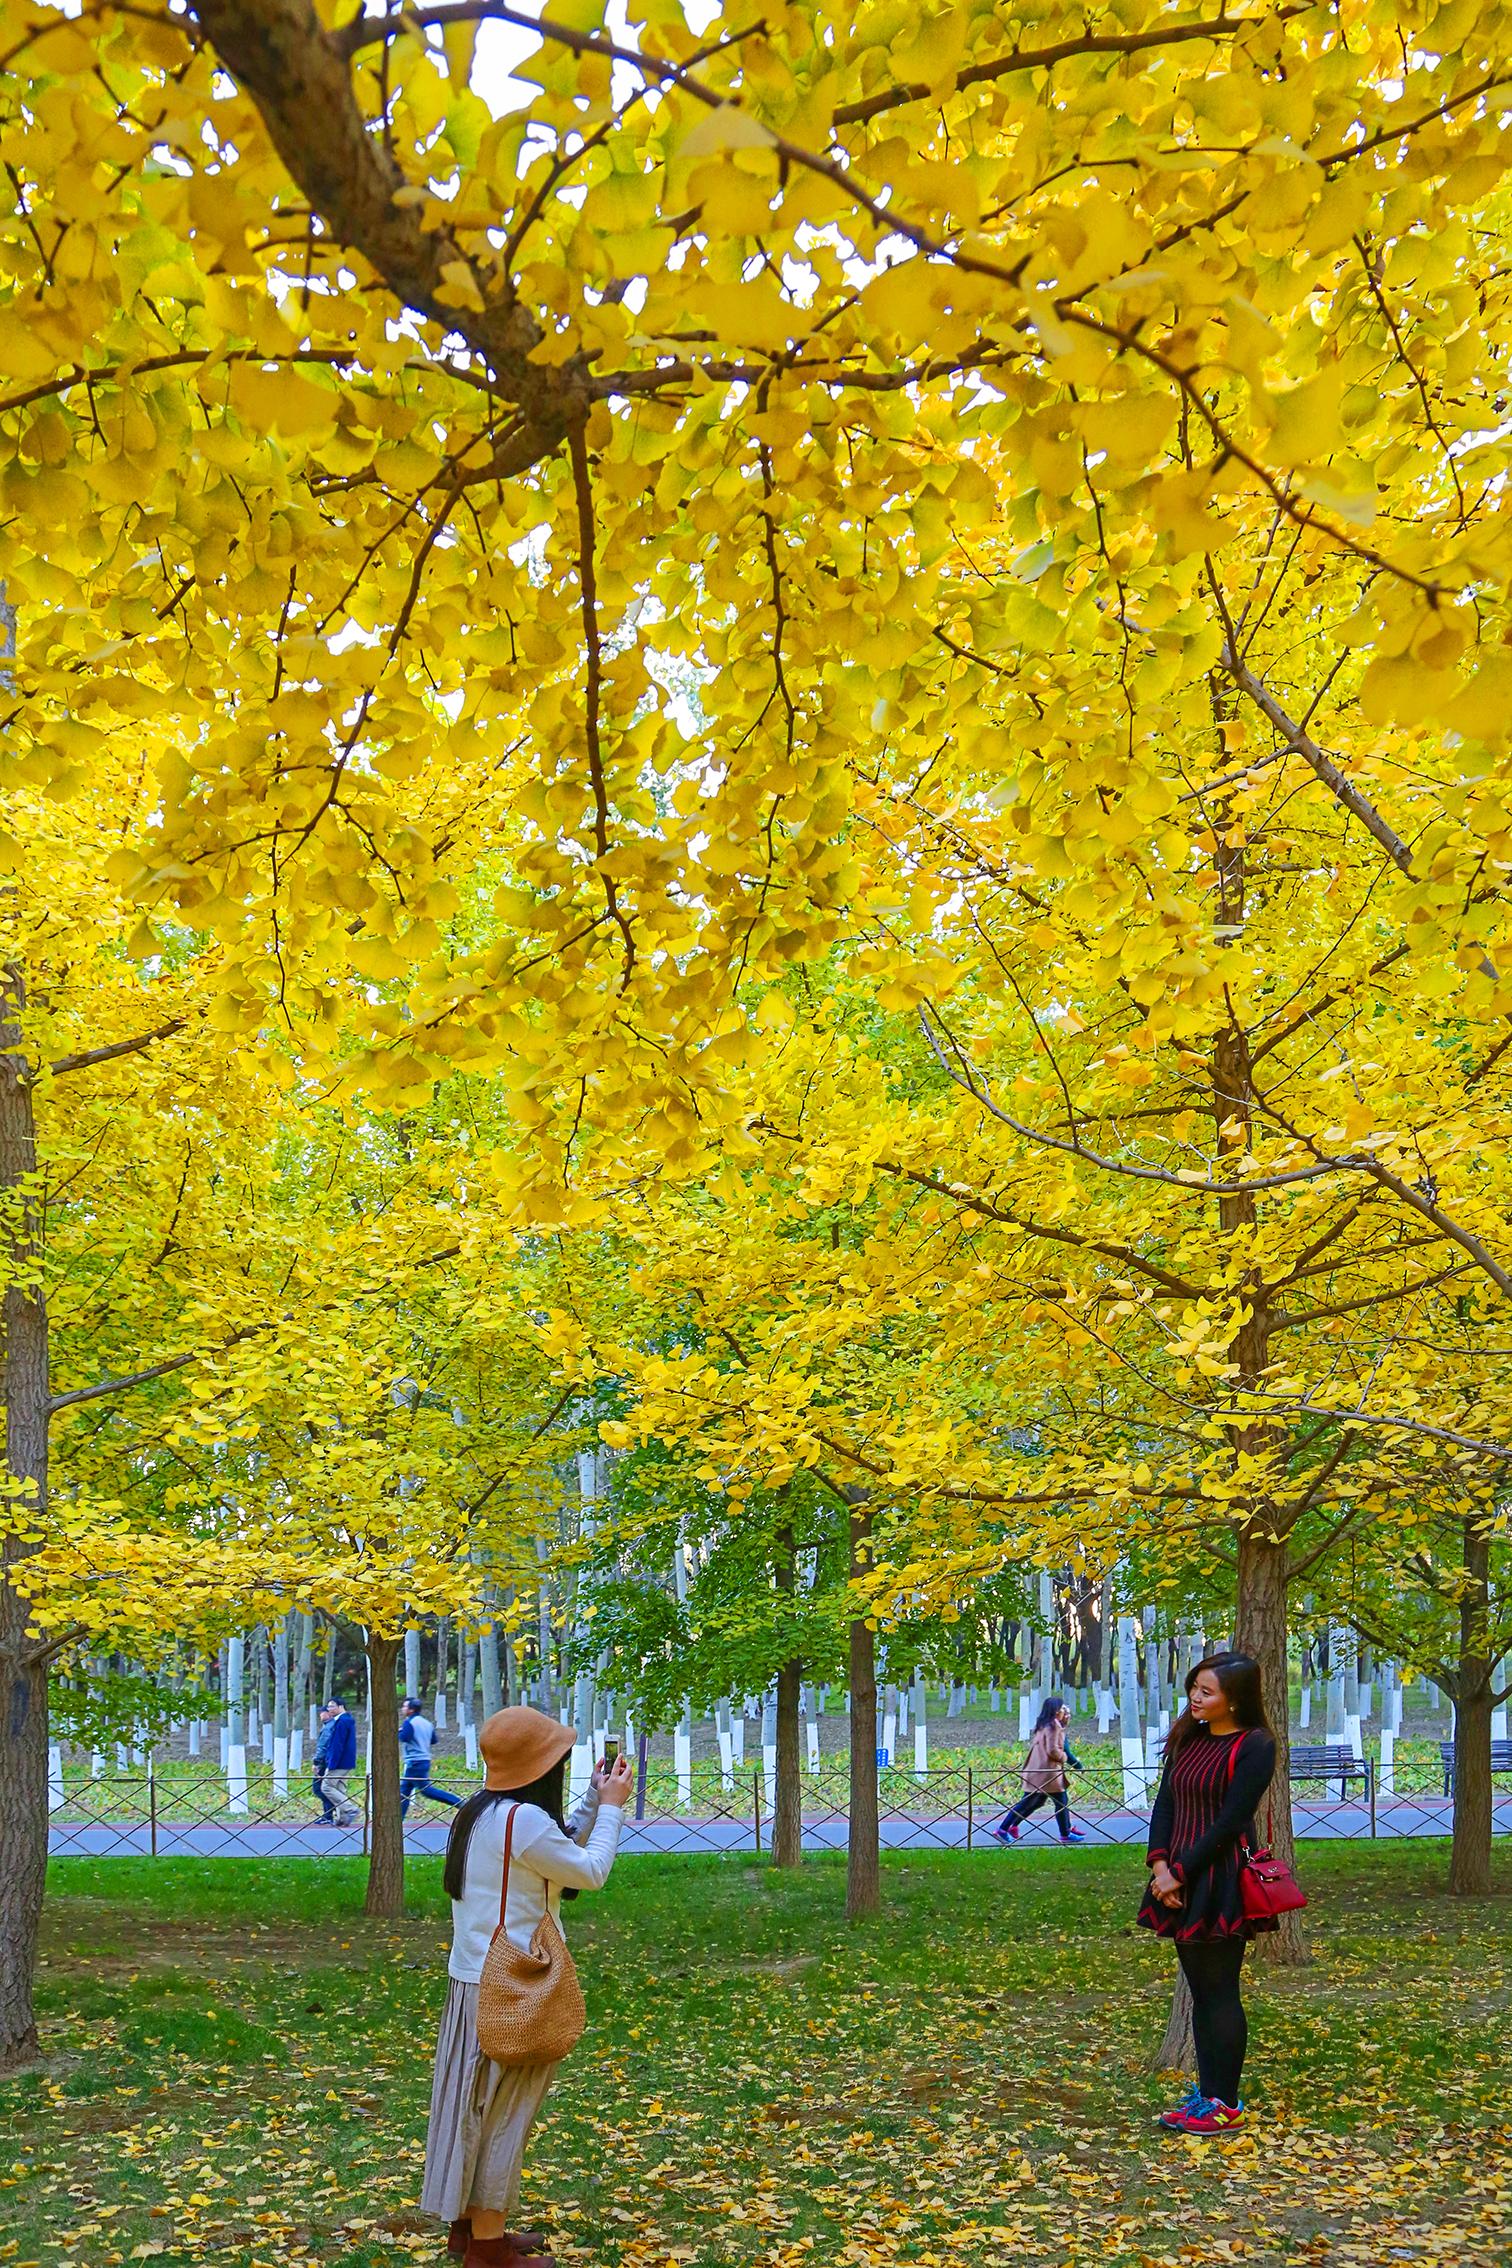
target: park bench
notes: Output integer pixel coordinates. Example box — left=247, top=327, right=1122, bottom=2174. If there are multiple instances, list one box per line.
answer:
left=1438, top=1740, right=1512, bottom=1795
left=1290, top=1744, right=1369, bottom=1796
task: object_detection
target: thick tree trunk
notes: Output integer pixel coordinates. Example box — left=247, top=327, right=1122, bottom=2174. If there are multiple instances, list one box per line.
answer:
left=1234, top=1527, right=1304, bottom=1964
left=364, top=1632, right=404, bottom=1917
left=846, top=1502, right=879, bottom=1919
left=478, top=1590, right=503, bottom=1717
left=1145, top=1970, right=1194, bottom=2076
left=1448, top=1517, right=1493, bottom=1898
left=0, top=1013, right=48, bottom=2070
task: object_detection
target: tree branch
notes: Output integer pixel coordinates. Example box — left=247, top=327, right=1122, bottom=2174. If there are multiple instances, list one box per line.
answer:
left=48, top=1352, right=198, bottom=1414
left=866, top=1154, right=1204, bottom=1299
left=49, top=1018, right=187, bottom=1078
left=831, top=9, right=1308, bottom=127
left=188, top=0, right=583, bottom=450
left=920, top=1004, right=1365, bottom=1196
left=24, top=1621, right=91, bottom=1670
left=1220, top=646, right=1417, bottom=875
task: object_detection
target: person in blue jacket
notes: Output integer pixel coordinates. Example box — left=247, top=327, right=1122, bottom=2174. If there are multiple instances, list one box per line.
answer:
left=400, top=1696, right=465, bottom=1817
left=319, top=1695, right=361, bottom=1827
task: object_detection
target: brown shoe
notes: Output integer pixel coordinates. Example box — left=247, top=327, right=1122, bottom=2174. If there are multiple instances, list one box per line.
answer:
left=447, top=2224, right=470, bottom=2260
left=463, top=2244, right=552, bottom=2268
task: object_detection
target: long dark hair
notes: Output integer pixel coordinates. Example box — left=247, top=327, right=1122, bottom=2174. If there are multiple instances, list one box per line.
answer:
left=1033, top=1695, right=1067, bottom=1732
left=1166, top=1651, right=1269, bottom=1756
left=443, top=1757, right=579, bottom=1902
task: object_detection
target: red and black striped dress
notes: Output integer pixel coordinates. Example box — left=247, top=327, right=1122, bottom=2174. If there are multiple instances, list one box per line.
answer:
left=1137, top=1726, right=1278, bottom=1941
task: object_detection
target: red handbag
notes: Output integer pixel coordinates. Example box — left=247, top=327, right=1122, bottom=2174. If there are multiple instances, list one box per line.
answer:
left=1227, top=1740, right=1308, bottom=1920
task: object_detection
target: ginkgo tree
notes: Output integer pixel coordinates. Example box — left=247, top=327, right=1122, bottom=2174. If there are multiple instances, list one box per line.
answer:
left=8, top=0, right=1512, bottom=1166
left=9, top=0, right=1512, bottom=2039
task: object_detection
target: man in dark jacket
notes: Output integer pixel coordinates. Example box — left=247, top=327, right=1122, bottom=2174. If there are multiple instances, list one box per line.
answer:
left=319, top=1697, right=360, bottom=1827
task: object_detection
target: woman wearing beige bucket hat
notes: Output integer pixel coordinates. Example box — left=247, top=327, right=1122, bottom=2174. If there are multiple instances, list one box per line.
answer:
left=420, top=1705, right=632, bottom=2266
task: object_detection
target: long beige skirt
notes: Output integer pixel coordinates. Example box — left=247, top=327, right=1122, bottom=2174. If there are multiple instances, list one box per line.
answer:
left=420, top=1977, right=558, bottom=2222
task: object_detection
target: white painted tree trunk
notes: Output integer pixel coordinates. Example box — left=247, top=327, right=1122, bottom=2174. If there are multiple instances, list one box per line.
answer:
left=458, top=1636, right=475, bottom=1744
left=1493, top=1660, right=1508, bottom=1743
left=1379, top=1723, right=1396, bottom=1793
left=881, top=1682, right=898, bottom=1768
left=1118, top=1616, right=1146, bottom=1806
left=272, top=1614, right=291, bottom=1799
left=1326, top=1625, right=1348, bottom=1795
left=1142, top=1607, right=1162, bottom=1761
left=293, top=1611, right=314, bottom=1749
left=568, top=1669, right=594, bottom=1805
left=433, top=1615, right=450, bottom=1731
left=47, top=1745, right=64, bottom=1812
left=732, top=1710, right=746, bottom=1769
left=404, top=1628, right=422, bottom=1703
left=1342, top=1634, right=1362, bottom=1760
left=478, top=1617, right=503, bottom=1717
left=226, top=1634, right=248, bottom=1814
left=1299, top=1682, right=1312, bottom=1728
left=715, top=1698, right=734, bottom=1791
left=675, top=1713, right=693, bottom=1812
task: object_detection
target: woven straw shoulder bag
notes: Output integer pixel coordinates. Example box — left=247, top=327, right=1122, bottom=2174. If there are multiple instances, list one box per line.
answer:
left=475, top=1803, right=587, bottom=2067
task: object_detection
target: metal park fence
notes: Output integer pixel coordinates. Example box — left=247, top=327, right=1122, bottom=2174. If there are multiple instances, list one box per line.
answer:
left=45, top=1752, right=1512, bottom=1860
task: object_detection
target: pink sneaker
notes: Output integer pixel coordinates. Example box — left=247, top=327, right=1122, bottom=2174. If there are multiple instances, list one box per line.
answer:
left=1174, top=2096, right=1244, bottom=2136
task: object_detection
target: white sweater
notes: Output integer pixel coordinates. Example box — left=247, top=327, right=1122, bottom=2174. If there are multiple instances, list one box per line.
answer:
left=448, top=1789, right=624, bottom=1983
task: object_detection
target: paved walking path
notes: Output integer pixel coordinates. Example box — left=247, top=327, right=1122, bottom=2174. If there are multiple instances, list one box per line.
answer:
left=48, top=1795, right=1510, bottom=1859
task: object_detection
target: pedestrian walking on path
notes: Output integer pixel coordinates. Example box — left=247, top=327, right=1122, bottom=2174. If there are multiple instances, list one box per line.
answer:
left=311, top=1700, right=337, bottom=1821
left=421, top=1706, right=632, bottom=2268
left=318, top=1695, right=361, bottom=1828
left=400, top=1697, right=465, bottom=1817
left=1139, top=1652, right=1278, bottom=2136
left=992, top=1697, right=1086, bottom=1845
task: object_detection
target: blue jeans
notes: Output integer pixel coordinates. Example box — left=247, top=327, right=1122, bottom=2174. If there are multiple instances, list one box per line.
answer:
left=400, top=1762, right=463, bottom=1817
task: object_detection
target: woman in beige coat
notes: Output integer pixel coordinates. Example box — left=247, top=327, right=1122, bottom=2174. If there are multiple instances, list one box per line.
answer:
left=992, top=1696, right=1087, bottom=1845
left=421, top=1707, right=633, bottom=2267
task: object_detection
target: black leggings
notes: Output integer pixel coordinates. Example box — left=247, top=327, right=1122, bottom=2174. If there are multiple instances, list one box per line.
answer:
left=1001, top=1789, right=1072, bottom=1839
left=1176, top=1938, right=1248, bottom=2107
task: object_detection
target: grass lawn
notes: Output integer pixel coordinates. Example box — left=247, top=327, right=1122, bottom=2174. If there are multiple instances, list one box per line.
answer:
left=3, top=1843, right=1509, bottom=2268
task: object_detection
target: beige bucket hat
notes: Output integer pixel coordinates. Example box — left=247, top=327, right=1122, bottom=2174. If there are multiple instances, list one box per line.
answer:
left=479, top=1705, right=576, bottom=1791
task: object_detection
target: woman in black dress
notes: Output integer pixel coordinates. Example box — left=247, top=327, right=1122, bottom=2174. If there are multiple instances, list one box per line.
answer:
left=1138, top=1651, right=1277, bottom=2135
